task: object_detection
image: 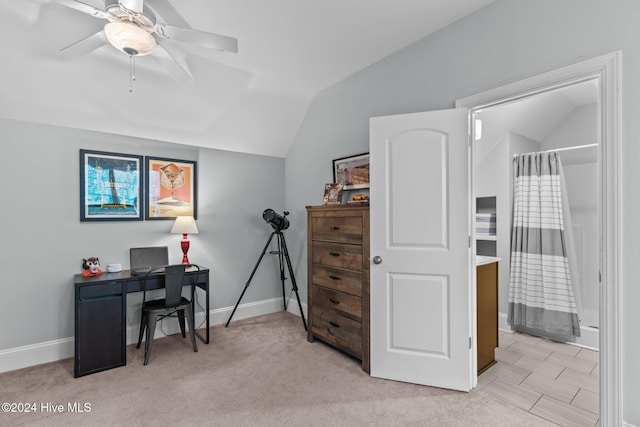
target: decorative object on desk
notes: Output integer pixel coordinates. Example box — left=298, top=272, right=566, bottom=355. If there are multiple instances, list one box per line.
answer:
left=79, top=149, right=143, bottom=221
left=171, top=215, right=199, bottom=264
left=333, top=152, right=370, bottom=190
left=146, top=156, right=197, bottom=220
left=81, top=257, right=103, bottom=277
left=323, top=182, right=344, bottom=205
left=347, top=194, right=369, bottom=205
left=107, top=263, right=122, bottom=273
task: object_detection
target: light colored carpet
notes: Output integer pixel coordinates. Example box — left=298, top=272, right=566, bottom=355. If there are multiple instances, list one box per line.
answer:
left=1, top=312, right=553, bottom=426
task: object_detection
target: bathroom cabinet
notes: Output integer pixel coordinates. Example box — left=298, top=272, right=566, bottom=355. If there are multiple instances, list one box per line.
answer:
left=477, top=260, right=498, bottom=374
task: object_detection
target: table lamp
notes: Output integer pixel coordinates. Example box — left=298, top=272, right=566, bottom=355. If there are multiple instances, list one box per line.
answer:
left=171, top=216, right=199, bottom=264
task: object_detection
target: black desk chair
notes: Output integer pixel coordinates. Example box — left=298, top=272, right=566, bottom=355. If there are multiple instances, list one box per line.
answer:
left=136, top=264, right=200, bottom=365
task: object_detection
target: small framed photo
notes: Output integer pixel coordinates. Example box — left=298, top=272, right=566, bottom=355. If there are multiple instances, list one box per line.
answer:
left=80, top=149, right=143, bottom=221
left=145, top=156, right=197, bottom=220
left=333, top=153, right=370, bottom=190
left=323, top=183, right=344, bottom=205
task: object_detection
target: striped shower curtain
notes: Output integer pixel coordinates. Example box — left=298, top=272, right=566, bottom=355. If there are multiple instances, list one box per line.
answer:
left=508, top=152, right=580, bottom=337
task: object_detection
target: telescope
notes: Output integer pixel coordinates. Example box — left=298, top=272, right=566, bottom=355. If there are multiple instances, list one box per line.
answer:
left=263, top=209, right=290, bottom=231
left=226, top=208, right=306, bottom=331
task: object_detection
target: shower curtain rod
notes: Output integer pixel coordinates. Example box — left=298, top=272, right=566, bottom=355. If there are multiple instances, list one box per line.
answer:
left=513, top=143, right=598, bottom=157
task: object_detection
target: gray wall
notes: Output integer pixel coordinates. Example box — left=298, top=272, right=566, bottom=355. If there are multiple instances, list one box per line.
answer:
left=284, top=0, right=640, bottom=423
left=0, top=117, right=285, bottom=350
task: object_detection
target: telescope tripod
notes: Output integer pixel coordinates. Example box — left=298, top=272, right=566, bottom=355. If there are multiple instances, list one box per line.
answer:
left=225, top=230, right=307, bottom=330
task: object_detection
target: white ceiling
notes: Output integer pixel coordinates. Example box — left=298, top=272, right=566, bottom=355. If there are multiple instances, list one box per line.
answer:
left=0, top=0, right=494, bottom=157
left=477, top=79, right=598, bottom=145
left=475, top=79, right=598, bottom=165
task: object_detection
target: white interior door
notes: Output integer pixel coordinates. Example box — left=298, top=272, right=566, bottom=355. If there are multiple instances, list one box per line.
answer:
left=369, top=108, right=472, bottom=391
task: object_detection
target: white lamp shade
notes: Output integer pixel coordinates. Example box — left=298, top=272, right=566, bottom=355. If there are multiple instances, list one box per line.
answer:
left=171, top=216, right=199, bottom=234
left=104, top=21, right=156, bottom=56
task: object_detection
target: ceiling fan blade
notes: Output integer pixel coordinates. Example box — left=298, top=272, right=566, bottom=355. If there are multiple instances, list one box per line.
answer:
left=60, top=29, right=106, bottom=58
left=69, top=0, right=109, bottom=17
left=148, top=0, right=190, bottom=29
left=66, top=0, right=110, bottom=19
left=118, top=0, right=143, bottom=15
left=23, top=0, right=109, bottom=19
left=155, top=38, right=193, bottom=80
left=154, top=23, right=238, bottom=53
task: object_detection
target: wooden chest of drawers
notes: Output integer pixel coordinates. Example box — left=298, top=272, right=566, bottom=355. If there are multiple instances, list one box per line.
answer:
left=306, top=205, right=370, bottom=372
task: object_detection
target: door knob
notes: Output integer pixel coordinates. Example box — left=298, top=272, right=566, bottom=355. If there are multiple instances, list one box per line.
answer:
left=372, top=256, right=382, bottom=264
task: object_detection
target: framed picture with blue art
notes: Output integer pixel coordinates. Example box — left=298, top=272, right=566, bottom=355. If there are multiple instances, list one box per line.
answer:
left=145, top=156, right=197, bottom=220
left=80, top=149, right=143, bottom=221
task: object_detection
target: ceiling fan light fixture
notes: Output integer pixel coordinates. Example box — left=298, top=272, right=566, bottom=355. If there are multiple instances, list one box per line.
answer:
left=104, top=21, right=156, bottom=56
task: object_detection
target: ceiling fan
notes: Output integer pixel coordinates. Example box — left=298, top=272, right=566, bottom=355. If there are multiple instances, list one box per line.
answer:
left=29, top=0, right=238, bottom=88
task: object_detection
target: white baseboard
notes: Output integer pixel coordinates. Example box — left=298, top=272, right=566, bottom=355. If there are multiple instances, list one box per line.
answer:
left=498, top=311, right=599, bottom=350
left=498, top=312, right=512, bottom=333
left=0, top=298, right=308, bottom=375
left=0, top=338, right=74, bottom=374
left=126, top=297, right=307, bottom=343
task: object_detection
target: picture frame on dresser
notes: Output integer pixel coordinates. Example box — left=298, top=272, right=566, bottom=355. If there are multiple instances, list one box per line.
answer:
left=322, top=182, right=344, bottom=205
left=332, top=153, right=370, bottom=190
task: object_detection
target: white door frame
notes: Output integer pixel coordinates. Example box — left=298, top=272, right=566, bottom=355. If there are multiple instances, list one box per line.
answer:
left=456, top=51, right=621, bottom=426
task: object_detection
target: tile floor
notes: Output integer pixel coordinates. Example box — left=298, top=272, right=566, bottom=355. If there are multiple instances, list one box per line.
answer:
left=478, top=330, right=599, bottom=427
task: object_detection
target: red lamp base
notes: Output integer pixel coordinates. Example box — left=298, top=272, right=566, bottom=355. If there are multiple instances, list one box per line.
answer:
left=180, top=234, right=190, bottom=264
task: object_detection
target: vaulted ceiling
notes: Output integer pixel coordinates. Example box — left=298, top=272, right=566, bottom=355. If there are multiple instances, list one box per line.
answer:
left=0, top=0, right=494, bottom=157
left=477, top=79, right=598, bottom=146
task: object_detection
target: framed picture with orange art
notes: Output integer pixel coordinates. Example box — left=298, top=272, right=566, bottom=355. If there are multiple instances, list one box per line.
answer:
left=145, top=156, right=197, bottom=220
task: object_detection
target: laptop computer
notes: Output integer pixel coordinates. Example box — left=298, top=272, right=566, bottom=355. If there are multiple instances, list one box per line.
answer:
left=129, top=246, right=169, bottom=276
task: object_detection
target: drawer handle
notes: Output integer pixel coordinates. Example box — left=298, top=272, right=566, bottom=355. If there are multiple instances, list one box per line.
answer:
left=329, top=252, right=341, bottom=257
left=329, top=321, right=340, bottom=328
left=329, top=275, right=341, bottom=281
left=330, top=226, right=341, bottom=231
left=329, top=298, right=340, bottom=305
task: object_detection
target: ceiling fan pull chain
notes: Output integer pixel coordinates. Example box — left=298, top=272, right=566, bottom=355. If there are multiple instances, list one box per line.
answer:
left=129, top=54, right=136, bottom=93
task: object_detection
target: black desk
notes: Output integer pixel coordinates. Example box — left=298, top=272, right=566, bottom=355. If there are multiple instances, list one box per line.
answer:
left=73, top=267, right=209, bottom=377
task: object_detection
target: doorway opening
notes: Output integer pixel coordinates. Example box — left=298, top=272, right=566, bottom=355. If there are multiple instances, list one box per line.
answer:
left=474, top=78, right=599, bottom=349
left=456, top=51, right=621, bottom=424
